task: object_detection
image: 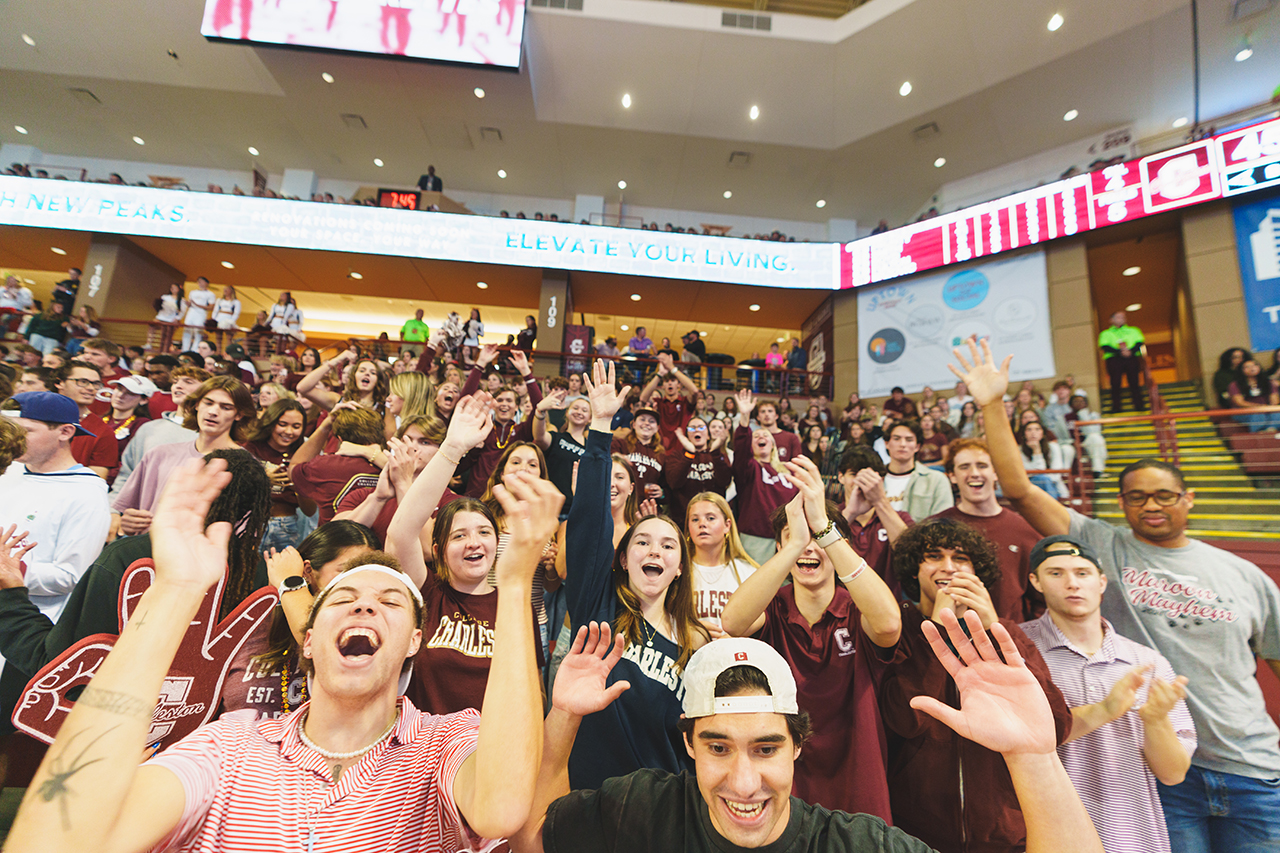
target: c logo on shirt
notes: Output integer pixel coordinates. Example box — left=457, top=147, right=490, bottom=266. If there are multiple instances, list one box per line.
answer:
left=834, top=628, right=855, bottom=656
left=878, top=528, right=888, bottom=542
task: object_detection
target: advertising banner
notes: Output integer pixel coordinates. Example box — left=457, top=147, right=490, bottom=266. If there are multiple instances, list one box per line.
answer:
left=857, top=249, right=1054, bottom=397
left=1233, top=192, right=1280, bottom=354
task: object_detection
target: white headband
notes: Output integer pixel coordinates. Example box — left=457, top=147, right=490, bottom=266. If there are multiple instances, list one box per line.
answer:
left=310, top=564, right=424, bottom=618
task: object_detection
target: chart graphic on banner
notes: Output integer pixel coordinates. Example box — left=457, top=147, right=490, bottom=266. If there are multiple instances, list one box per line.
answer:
left=857, top=250, right=1055, bottom=397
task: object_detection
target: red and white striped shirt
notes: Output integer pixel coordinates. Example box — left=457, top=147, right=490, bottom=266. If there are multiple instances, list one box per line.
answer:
left=1021, top=613, right=1196, bottom=853
left=148, top=698, right=494, bottom=852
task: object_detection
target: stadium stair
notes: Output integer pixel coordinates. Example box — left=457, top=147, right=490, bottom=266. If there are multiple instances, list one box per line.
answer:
left=1092, top=381, right=1280, bottom=554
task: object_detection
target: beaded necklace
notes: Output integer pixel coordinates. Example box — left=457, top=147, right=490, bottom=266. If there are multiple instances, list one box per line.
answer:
left=280, top=650, right=309, bottom=714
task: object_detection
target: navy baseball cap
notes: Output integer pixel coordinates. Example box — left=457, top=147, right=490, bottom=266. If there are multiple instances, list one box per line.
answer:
left=3, top=392, right=95, bottom=436
left=1029, top=534, right=1101, bottom=573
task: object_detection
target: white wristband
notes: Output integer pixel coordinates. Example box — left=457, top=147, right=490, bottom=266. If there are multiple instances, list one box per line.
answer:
left=837, top=559, right=867, bottom=585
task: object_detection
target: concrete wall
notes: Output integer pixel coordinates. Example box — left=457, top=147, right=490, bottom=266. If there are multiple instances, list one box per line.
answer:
left=1181, top=201, right=1250, bottom=406
left=1046, top=239, right=1101, bottom=404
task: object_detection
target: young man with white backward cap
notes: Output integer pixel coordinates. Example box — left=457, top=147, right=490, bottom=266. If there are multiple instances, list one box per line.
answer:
left=6, top=452, right=561, bottom=853
left=514, top=623, right=1103, bottom=853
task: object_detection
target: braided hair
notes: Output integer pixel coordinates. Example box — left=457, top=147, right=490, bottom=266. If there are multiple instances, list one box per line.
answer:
left=203, top=448, right=271, bottom=620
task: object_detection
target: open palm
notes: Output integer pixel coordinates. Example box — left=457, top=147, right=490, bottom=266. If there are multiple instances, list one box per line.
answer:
left=553, top=622, right=631, bottom=716
left=149, top=458, right=234, bottom=595
left=911, top=609, right=1056, bottom=756
left=948, top=336, right=1011, bottom=408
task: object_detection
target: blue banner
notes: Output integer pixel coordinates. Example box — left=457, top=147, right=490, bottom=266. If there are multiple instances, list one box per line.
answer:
left=1233, top=191, right=1280, bottom=354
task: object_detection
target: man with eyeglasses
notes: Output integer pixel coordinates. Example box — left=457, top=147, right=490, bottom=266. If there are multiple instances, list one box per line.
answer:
left=952, top=339, right=1280, bottom=853
left=52, top=360, right=118, bottom=480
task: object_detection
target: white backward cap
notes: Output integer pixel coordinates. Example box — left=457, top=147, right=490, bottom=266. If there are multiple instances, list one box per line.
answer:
left=681, top=638, right=799, bottom=719
left=309, top=564, right=424, bottom=620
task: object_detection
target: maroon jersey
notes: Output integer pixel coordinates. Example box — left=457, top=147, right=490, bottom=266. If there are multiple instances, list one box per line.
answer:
left=290, top=454, right=379, bottom=524
left=759, top=584, right=899, bottom=822
left=931, top=506, right=1044, bottom=621
left=652, top=395, right=693, bottom=452
left=771, top=429, right=802, bottom=462
left=844, top=507, right=914, bottom=601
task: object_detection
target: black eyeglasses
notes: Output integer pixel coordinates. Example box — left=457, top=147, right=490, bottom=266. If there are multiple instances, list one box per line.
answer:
left=67, top=377, right=103, bottom=390
left=1120, top=490, right=1185, bottom=507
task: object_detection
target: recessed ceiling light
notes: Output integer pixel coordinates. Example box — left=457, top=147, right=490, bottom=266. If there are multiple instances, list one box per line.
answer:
left=749, top=304, right=760, bottom=312
left=373, top=158, right=384, bottom=167
left=14, top=125, right=27, bottom=135
left=899, top=81, right=912, bottom=97
left=776, top=336, right=786, bottom=343
left=476, top=281, right=489, bottom=289
left=934, top=157, right=946, bottom=168
left=1122, top=266, right=1141, bottom=276
left=21, top=34, right=35, bottom=46
left=132, top=136, right=145, bottom=145
left=1172, top=117, right=1189, bottom=128
left=497, top=169, right=507, bottom=179
left=349, top=271, right=363, bottom=280
left=620, top=324, right=629, bottom=331
left=816, top=199, right=826, bottom=208
left=1126, top=303, right=1142, bottom=311
left=1063, top=109, right=1078, bottom=122
left=220, top=260, right=235, bottom=269
left=474, top=87, right=485, bottom=98
left=618, top=180, right=627, bottom=190
left=749, top=105, right=760, bottom=120
left=1236, top=45, right=1253, bottom=62
left=51, top=247, right=66, bottom=255
left=622, top=93, right=632, bottom=109
left=321, top=72, right=335, bottom=83
left=248, top=146, right=259, bottom=156
left=630, top=293, right=641, bottom=301
left=723, top=190, right=732, bottom=199
left=1047, top=12, right=1063, bottom=31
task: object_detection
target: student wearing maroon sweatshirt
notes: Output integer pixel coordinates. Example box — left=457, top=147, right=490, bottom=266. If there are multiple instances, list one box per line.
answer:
left=664, top=415, right=731, bottom=523
left=732, top=389, right=799, bottom=565
left=458, top=345, right=542, bottom=497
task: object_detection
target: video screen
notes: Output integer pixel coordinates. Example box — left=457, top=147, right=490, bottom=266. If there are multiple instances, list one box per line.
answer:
left=201, top=0, right=526, bottom=69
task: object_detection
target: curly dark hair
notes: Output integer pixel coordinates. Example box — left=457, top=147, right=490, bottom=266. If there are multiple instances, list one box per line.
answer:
left=892, top=517, right=1000, bottom=601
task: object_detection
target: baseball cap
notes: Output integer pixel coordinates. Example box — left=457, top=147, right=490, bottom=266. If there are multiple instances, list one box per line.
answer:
left=2, top=391, right=94, bottom=436
left=1029, top=534, right=1102, bottom=574
left=682, top=638, right=799, bottom=719
left=226, top=343, right=249, bottom=361
left=111, top=375, right=158, bottom=398
left=632, top=406, right=660, bottom=422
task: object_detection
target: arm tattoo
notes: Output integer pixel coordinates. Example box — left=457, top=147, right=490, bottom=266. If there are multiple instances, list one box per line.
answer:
left=77, top=687, right=155, bottom=721
left=37, top=725, right=119, bottom=831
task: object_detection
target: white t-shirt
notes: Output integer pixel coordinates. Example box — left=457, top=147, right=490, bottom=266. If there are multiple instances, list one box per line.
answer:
left=883, top=471, right=911, bottom=510
left=691, top=558, right=757, bottom=624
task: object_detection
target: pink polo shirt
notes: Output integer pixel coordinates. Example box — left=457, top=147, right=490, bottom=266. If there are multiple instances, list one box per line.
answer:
left=148, top=698, right=494, bottom=852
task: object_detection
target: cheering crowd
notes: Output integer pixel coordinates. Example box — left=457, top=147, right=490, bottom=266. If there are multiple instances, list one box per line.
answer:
left=0, top=316, right=1277, bottom=853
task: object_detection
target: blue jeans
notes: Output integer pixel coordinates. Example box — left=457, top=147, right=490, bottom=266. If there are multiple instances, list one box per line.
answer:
left=27, top=333, right=62, bottom=355
left=1234, top=411, right=1280, bottom=433
left=260, top=514, right=301, bottom=555
left=1158, top=765, right=1280, bottom=853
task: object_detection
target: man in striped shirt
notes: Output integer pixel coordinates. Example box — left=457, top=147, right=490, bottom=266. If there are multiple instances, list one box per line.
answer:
left=1021, top=535, right=1196, bottom=853
left=6, top=456, right=560, bottom=853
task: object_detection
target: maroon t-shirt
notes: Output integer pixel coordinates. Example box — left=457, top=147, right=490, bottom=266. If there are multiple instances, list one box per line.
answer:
left=290, top=454, right=379, bottom=524
left=844, top=507, right=914, bottom=601
left=220, top=616, right=308, bottom=720
left=882, top=396, right=918, bottom=418
left=917, top=432, right=948, bottom=463
left=71, top=412, right=120, bottom=473
left=759, top=583, right=899, bottom=822
left=148, top=392, right=179, bottom=420
left=104, top=412, right=151, bottom=485
left=244, top=441, right=301, bottom=509
left=611, top=437, right=665, bottom=494
left=931, top=506, right=1045, bottom=622
left=733, top=426, right=798, bottom=539
left=664, top=448, right=732, bottom=522
left=770, top=429, right=802, bottom=462
left=653, top=395, right=693, bottom=452
left=336, top=486, right=463, bottom=545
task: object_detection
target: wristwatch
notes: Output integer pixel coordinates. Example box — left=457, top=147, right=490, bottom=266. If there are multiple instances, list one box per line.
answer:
left=278, top=575, right=308, bottom=595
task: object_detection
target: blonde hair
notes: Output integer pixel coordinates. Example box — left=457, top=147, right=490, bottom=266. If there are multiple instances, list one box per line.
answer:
left=390, top=370, right=434, bottom=422
left=684, top=492, right=759, bottom=581
left=257, top=381, right=295, bottom=403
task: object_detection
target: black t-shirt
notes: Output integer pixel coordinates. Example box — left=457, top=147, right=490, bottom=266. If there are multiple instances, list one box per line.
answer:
left=544, top=429, right=586, bottom=513
left=544, top=769, right=934, bottom=853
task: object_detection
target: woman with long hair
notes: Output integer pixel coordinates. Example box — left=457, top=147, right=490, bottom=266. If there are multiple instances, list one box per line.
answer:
left=462, top=307, right=484, bottom=364
left=564, top=361, right=709, bottom=789
left=265, top=290, right=303, bottom=353
left=151, top=282, right=186, bottom=352
left=801, top=422, right=825, bottom=467
left=385, top=391, right=551, bottom=714
left=296, top=348, right=390, bottom=413
left=210, top=284, right=241, bottom=351
left=1015, top=417, right=1067, bottom=499
left=256, top=381, right=294, bottom=413
left=917, top=412, right=949, bottom=468
left=244, top=399, right=316, bottom=552
left=731, top=387, right=799, bottom=565
left=385, top=369, right=434, bottom=437
left=1228, top=357, right=1280, bottom=432
left=534, top=390, right=591, bottom=515
left=956, top=399, right=979, bottom=438
left=718, top=393, right=739, bottom=426
left=63, top=305, right=100, bottom=356
left=25, top=301, right=68, bottom=355
left=182, top=277, right=216, bottom=352
left=685, top=491, right=758, bottom=636
left=222, top=520, right=380, bottom=719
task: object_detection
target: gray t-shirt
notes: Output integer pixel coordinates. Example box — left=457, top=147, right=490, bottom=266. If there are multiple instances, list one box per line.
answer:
left=1069, top=509, right=1280, bottom=778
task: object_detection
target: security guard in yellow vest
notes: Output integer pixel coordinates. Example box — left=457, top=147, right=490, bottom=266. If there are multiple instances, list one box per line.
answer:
left=1098, top=310, right=1145, bottom=412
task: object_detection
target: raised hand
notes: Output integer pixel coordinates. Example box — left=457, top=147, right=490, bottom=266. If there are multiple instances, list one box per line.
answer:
left=442, top=393, right=496, bottom=457
left=491, top=473, right=565, bottom=586
left=1138, top=672, right=1190, bottom=724
left=265, top=546, right=306, bottom=588
left=736, top=388, right=755, bottom=417
left=584, top=360, right=632, bottom=423
left=384, top=435, right=418, bottom=495
left=638, top=497, right=658, bottom=518
left=509, top=348, right=531, bottom=376
left=656, top=352, right=674, bottom=374
left=552, top=622, right=631, bottom=716
left=784, top=455, right=829, bottom=534
left=149, top=458, right=234, bottom=595
left=948, top=336, right=1011, bottom=409
left=477, top=343, right=499, bottom=367
left=674, top=427, right=697, bottom=453
left=0, top=524, right=35, bottom=590
left=911, top=609, right=1056, bottom=756
left=538, top=388, right=568, bottom=413
left=783, top=494, right=811, bottom=550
